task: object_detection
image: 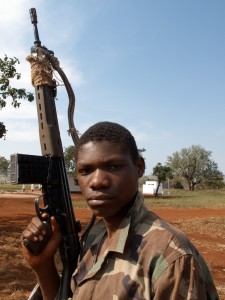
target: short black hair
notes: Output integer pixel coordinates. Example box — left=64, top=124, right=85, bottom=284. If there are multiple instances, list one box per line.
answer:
left=75, top=121, right=139, bottom=163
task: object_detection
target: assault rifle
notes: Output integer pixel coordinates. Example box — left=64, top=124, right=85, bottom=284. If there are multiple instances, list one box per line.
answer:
left=10, top=8, right=80, bottom=299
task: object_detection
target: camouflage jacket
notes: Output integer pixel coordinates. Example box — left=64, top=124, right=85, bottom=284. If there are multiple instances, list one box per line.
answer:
left=70, top=192, right=219, bottom=300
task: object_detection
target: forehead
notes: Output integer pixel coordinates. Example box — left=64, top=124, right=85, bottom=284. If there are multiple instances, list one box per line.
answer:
left=76, top=141, right=130, bottom=162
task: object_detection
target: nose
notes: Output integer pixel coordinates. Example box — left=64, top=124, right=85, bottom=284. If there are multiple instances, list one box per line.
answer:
left=89, top=168, right=110, bottom=190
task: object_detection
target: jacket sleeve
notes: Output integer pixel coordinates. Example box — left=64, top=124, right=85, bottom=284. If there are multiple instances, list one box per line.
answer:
left=152, top=254, right=218, bottom=300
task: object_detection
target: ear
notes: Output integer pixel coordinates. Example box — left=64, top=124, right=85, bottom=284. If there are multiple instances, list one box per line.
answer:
left=136, top=156, right=145, bottom=178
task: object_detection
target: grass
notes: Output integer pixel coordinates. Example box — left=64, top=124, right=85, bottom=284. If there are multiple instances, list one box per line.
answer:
left=144, top=188, right=225, bottom=208
left=0, top=183, right=26, bottom=192
left=0, top=183, right=42, bottom=192
left=1, top=183, right=225, bottom=209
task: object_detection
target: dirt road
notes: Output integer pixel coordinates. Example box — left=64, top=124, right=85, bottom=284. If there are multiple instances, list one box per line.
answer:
left=0, top=192, right=224, bottom=299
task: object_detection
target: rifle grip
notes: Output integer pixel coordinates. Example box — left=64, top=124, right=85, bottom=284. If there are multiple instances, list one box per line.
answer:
left=23, top=221, right=52, bottom=256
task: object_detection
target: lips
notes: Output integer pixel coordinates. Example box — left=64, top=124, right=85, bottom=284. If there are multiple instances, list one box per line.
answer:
left=87, top=195, right=114, bottom=205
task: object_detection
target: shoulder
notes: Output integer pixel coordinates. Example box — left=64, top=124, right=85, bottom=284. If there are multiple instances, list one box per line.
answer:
left=134, top=208, right=217, bottom=290
left=132, top=209, right=218, bottom=298
left=130, top=206, right=203, bottom=270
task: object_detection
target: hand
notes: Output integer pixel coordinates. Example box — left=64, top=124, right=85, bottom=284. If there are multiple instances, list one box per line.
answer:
left=21, top=215, right=62, bottom=270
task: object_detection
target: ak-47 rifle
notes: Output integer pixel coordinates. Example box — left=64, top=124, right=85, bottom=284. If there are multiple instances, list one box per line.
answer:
left=10, top=8, right=81, bottom=299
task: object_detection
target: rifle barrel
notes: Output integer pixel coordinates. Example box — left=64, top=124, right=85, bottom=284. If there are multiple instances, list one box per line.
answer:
left=29, top=8, right=41, bottom=47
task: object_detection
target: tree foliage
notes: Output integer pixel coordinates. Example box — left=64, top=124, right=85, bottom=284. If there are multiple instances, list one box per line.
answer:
left=138, top=148, right=146, bottom=157
left=200, top=160, right=224, bottom=189
left=64, top=145, right=76, bottom=176
left=0, top=55, right=34, bottom=139
left=172, top=180, right=184, bottom=189
left=167, top=145, right=224, bottom=190
left=138, top=147, right=146, bottom=174
left=152, top=163, right=173, bottom=196
left=0, top=156, right=10, bottom=176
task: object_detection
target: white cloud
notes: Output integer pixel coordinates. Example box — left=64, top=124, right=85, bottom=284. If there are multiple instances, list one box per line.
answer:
left=0, top=0, right=86, bottom=91
left=6, top=120, right=38, bottom=142
left=55, top=58, right=86, bottom=87
left=0, top=1, right=30, bottom=55
left=129, top=121, right=173, bottom=145
left=0, top=102, right=39, bottom=157
left=0, top=1, right=42, bottom=91
left=0, top=0, right=27, bottom=26
left=0, top=101, right=36, bottom=120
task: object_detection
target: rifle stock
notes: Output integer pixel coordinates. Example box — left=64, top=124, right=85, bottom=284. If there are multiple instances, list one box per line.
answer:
left=10, top=8, right=80, bottom=299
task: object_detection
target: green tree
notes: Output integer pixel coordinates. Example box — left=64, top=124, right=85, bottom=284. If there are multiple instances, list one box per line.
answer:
left=64, top=145, right=76, bottom=176
left=152, top=163, right=173, bottom=196
left=0, top=55, right=34, bottom=139
left=200, top=160, right=224, bottom=189
left=138, top=148, right=146, bottom=174
left=167, top=145, right=224, bottom=190
left=172, top=180, right=184, bottom=189
left=138, top=148, right=146, bottom=158
left=0, top=156, right=10, bottom=176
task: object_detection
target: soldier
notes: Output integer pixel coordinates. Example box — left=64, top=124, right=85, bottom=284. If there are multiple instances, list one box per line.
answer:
left=22, top=121, right=219, bottom=300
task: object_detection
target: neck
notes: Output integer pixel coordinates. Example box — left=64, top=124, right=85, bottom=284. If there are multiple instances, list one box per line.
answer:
left=103, top=195, right=136, bottom=238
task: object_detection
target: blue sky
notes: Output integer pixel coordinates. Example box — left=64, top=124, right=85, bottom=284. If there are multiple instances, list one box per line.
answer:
left=0, top=0, right=224, bottom=175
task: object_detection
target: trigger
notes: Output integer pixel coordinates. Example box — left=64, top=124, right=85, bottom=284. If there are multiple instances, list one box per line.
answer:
left=34, top=194, right=49, bottom=220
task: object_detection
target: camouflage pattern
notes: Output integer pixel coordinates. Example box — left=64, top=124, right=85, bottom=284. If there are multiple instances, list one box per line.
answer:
left=70, top=192, right=219, bottom=300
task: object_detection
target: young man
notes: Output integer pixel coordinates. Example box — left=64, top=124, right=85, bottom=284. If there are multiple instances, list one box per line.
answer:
left=22, top=121, right=219, bottom=300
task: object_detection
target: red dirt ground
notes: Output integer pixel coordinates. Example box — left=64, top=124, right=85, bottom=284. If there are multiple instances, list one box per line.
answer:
left=0, top=192, right=225, bottom=299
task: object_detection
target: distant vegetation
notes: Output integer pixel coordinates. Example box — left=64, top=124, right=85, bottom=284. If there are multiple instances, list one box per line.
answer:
left=143, top=188, right=225, bottom=208
left=0, top=183, right=39, bottom=192
left=167, top=145, right=224, bottom=190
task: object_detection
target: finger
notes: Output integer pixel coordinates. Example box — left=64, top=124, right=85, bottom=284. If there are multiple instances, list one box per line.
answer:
left=32, top=217, right=51, bottom=236
left=22, top=221, right=46, bottom=241
left=21, top=229, right=39, bottom=242
left=50, top=216, right=59, bottom=231
left=41, top=213, right=48, bottom=219
left=32, top=216, right=45, bottom=228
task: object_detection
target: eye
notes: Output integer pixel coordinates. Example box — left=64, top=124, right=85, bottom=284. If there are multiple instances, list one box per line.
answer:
left=78, top=167, right=92, bottom=176
left=109, top=163, right=123, bottom=170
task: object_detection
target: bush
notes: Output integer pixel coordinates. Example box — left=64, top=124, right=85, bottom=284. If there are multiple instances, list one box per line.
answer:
left=173, top=181, right=184, bottom=189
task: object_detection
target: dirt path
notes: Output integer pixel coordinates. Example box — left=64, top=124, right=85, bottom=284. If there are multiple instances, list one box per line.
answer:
left=0, top=192, right=225, bottom=299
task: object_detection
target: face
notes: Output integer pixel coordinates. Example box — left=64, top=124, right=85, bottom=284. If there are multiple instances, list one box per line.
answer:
left=76, top=141, right=144, bottom=222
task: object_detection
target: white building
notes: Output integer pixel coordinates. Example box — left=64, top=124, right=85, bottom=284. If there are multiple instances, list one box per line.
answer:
left=67, top=176, right=81, bottom=192
left=142, top=180, right=163, bottom=195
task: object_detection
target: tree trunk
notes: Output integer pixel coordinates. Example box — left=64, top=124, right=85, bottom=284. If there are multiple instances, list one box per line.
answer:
left=190, top=181, right=195, bottom=191
left=155, top=182, right=160, bottom=196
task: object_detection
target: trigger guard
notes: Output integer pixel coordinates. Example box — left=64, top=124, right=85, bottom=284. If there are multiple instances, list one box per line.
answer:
left=34, top=195, right=49, bottom=220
